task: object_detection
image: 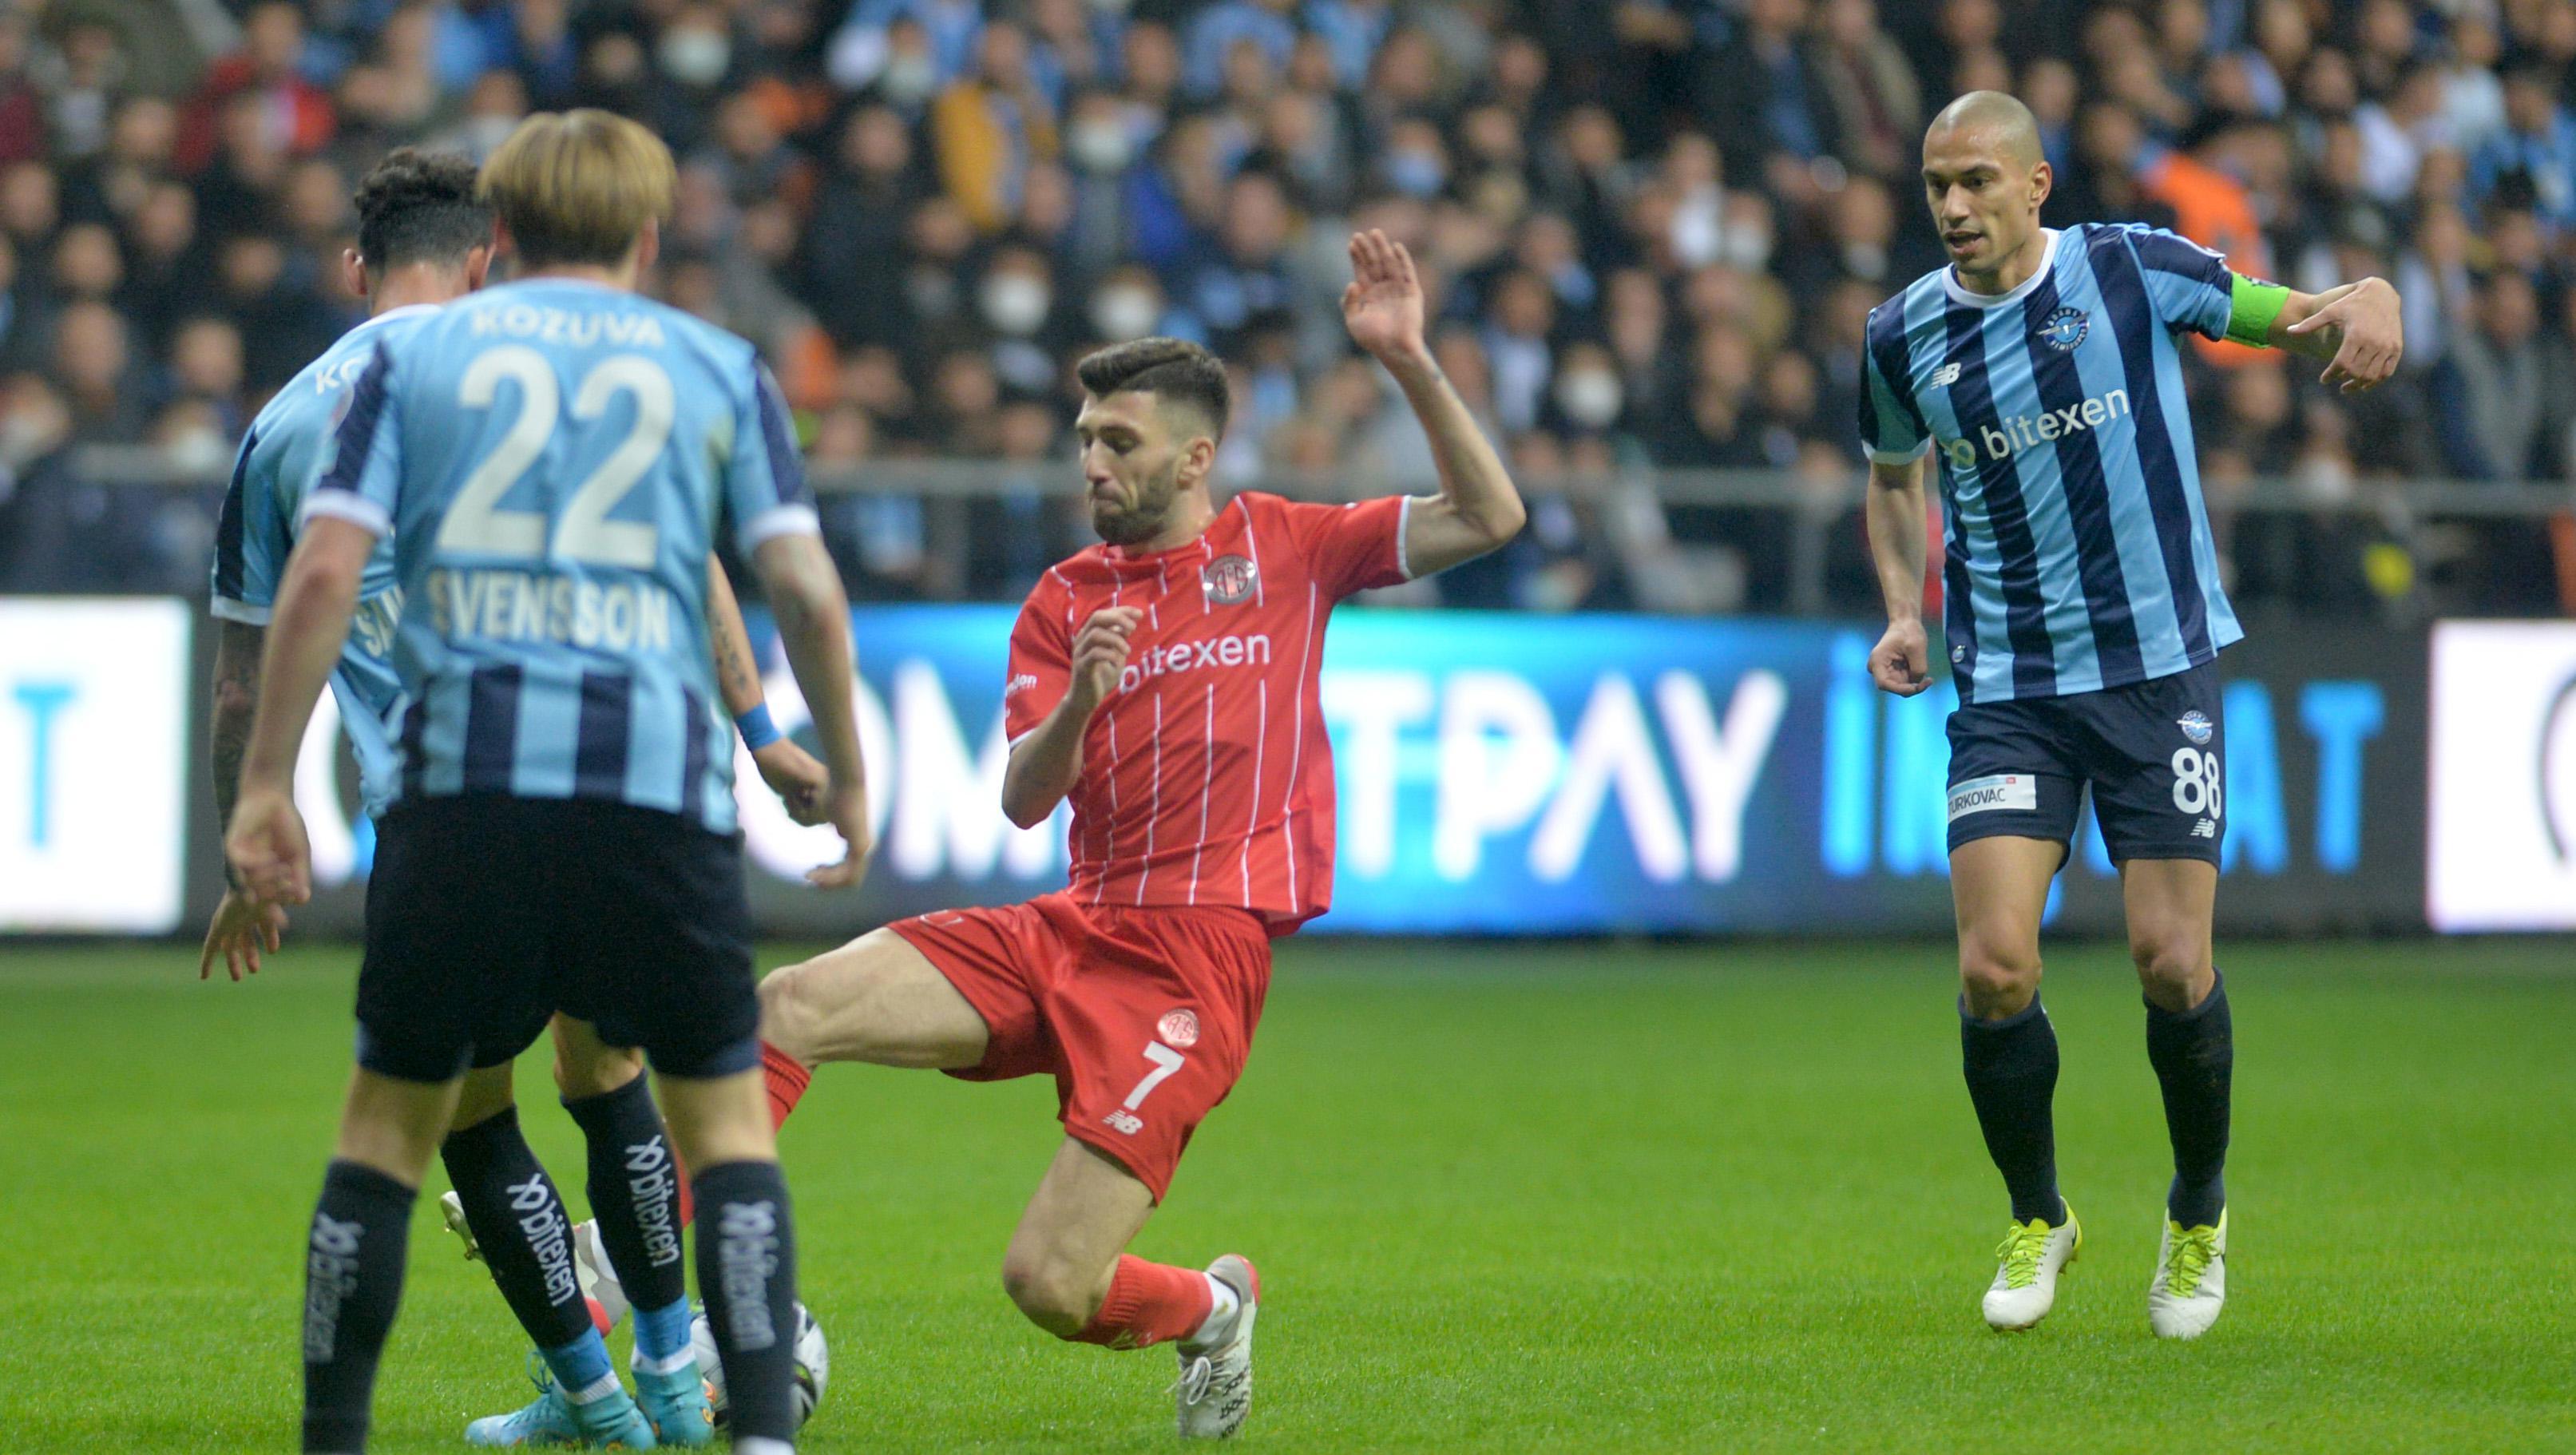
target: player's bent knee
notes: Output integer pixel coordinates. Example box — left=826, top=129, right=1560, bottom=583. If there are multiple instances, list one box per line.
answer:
left=755, top=959, right=823, bottom=1063
left=2130, top=936, right=2207, bottom=1005
left=1000, top=1252, right=1102, bottom=1338
left=1958, top=940, right=2041, bottom=1015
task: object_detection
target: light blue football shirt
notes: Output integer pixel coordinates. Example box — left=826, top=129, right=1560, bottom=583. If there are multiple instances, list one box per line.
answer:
left=1859, top=224, right=2250, bottom=705
left=212, top=303, right=440, bottom=819
left=302, top=279, right=818, bottom=834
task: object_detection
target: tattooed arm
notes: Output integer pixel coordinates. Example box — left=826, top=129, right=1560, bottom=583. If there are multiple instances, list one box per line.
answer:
left=707, top=557, right=829, bottom=825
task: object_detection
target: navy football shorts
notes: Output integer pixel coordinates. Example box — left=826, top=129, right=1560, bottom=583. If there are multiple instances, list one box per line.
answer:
left=355, top=795, right=759, bottom=1083
left=1944, top=660, right=2227, bottom=866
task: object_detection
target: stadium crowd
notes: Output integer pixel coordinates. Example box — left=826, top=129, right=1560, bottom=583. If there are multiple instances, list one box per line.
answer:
left=0, top=0, right=2570, bottom=614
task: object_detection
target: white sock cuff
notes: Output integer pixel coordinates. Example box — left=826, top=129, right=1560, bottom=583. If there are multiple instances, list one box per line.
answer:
left=1187, top=1271, right=1241, bottom=1347
left=561, top=1371, right=624, bottom=1406
left=736, top=1438, right=795, bottom=1455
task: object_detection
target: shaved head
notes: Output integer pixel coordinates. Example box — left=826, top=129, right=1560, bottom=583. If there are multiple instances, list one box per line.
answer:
left=1927, top=90, right=2043, bottom=168
left=1920, top=89, right=2053, bottom=289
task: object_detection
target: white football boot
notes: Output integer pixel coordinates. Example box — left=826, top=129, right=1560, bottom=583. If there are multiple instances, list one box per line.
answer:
left=2147, top=1208, right=2227, bottom=1339
left=439, top=1194, right=628, bottom=1332
left=1175, top=1255, right=1259, bottom=1438
left=439, top=1191, right=482, bottom=1261
left=1982, top=1205, right=2081, bottom=1331
left=568, top=1217, right=632, bottom=1330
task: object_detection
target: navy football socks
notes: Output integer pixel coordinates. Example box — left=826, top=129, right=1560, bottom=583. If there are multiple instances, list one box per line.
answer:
left=1960, top=996, right=2069, bottom=1226
left=2146, top=971, right=2233, bottom=1227
left=440, top=1106, right=596, bottom=1354
left=694, top=1160, right=802, bottom=1442
left=302, top=1160, right=416, bottom=1453
left=564, top=1074, right=694, bottom=1366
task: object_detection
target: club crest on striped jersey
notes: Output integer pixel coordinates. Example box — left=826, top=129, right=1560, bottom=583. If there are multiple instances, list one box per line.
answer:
left=1157, top=1009, right=1201, bottom=1049
left=1201, top=554, right=1258, bottom=605
left=2035, top=306, right=2090, bottom=351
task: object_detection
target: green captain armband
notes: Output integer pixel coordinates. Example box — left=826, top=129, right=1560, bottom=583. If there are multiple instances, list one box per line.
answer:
left=2225, top=272, right=2292, bottom=348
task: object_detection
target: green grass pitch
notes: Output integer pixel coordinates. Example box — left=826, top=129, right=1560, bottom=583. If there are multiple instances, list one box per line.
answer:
left=2, top=937, right=2570, bottom=1453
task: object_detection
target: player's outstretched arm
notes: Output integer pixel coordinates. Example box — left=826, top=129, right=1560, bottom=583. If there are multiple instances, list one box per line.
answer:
left=1865, top=456, right=1934, bottom=698
left=1001, top=607, right=1139, bottom=830
left=750, top=532, right=873, bottom=885
left=706, top=556, right=828, bottom=825
left=226, top=519, right=375, bottom=907
left=1342, top=228, right=1527, bottom=577
left=201, top=620, right=287, bottom=979
left=2268, top=276, right=2404, bottom=394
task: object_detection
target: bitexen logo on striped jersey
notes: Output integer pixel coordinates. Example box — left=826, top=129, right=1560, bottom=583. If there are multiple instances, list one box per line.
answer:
left=1940, top=387, right=2130, bottom=470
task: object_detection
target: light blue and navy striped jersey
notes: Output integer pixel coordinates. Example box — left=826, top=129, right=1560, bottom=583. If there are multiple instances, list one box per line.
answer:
left=303, top=278, right=818, bottom=834
left=212, top=303, right=441, bottom=819
left=1859, top=224, right=2248, bottom=704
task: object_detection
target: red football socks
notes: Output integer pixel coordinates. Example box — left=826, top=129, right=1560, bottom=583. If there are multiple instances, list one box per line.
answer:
left=1072, top=1255, right=1214, bottom=1350
left=761, top=1040, right=811, bottom=1129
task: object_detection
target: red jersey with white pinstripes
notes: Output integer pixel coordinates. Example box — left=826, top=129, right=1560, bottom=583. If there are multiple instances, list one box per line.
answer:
left=1005, top=490, right=1413, bottom=931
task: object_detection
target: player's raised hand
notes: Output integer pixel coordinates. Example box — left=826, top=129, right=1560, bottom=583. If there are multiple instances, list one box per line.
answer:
left=1870, top=618, right=1934, bottom=697
left=1342, top=228, right=1427, bottom=365
left=805, top=776, right=874, bottom=888
left=1068, top=606, right=1141, bottom=715
left=754, top=736, right=831, bottom=827
left=224, top=787, right=314, bottom=908
left=2287, top=276, right=2404, bottom=394
left=199, top=887, right=287, bottom=981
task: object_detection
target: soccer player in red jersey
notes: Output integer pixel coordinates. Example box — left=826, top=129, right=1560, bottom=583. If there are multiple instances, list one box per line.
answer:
left=757, top=230, right=1524, bottom=1435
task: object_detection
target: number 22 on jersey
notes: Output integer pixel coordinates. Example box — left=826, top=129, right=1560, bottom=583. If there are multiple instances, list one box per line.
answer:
left=438, top=344, right=674, bottom=569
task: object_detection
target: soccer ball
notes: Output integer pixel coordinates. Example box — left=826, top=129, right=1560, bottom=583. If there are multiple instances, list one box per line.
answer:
left=688, top=1300, right=829, bottom=1430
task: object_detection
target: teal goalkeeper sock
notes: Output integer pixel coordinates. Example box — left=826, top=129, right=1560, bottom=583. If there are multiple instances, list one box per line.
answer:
left=632, top=1298, right=696, bottom=1369
left=539, top=1330, right=617, bottom=1402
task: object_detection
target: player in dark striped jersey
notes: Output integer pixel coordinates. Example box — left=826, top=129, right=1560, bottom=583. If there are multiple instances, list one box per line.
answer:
left=1860, top=92, right=2401, bottom=1338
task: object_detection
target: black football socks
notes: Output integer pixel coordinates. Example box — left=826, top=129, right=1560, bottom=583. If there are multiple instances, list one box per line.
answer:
left=2146, top=971, right=2233, bottom=1228
left=1960, top=995, right=2068, bottom=1226
left=694, top=1160, right=802, bottom=1442
left=302, top=1160, right=415, bottom=1453
left=564, top=1074, right=695, bottom=1368
left=439, top=1106, right=615, bottom=1395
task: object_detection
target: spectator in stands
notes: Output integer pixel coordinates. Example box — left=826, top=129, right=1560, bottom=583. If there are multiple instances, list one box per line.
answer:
left=2470, top=65, right=2576, bottom=232
left=178, top=2, right=333, bottom=174
left=933, top=19, right=1059, bottom=233
left=2437, top=269, right=2571, bottom=482
left=1809, top=0, right=1921, bottom=185
left=52, top=300, right=146, bottom=444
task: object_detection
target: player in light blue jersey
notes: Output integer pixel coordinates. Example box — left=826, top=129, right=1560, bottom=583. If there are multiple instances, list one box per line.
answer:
left=1860, top=93, right=2402, bottom=1340
left=202, top=151, right=829, bottom=974
left=224, top=113, right=866, bottom=1455
left=200, top=148, right=839, bottom=1451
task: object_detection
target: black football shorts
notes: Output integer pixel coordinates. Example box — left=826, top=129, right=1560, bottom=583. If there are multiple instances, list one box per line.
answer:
left=1944, top=660, right=2227, bottom=866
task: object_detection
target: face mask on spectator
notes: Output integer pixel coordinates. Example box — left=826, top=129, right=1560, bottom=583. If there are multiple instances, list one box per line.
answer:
left=458, top=114, right=519, bottom=159
left=1092, top=285, right=1160, bottom=340
left=660, top=27, right=730, bottom=85
left=881, top=53, right=937, bottom=105
left=1070, top=121, right=1132, bottom=173
left=161, top=422, right=230, bottom=474
left=982, top=274, right=1052, bottom=335
left=1556, top=369, right=1624, bottom=430
left=1385, top=149, right=1446, bottom=198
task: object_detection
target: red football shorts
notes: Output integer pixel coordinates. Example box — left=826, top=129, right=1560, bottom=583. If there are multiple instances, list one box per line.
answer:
left=888, top=891, right=1272, bottom=1201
